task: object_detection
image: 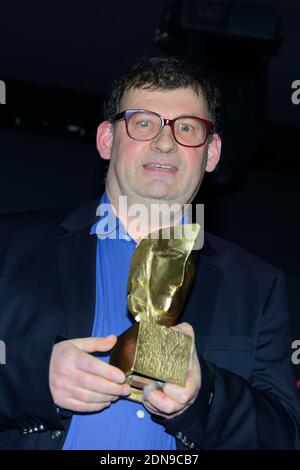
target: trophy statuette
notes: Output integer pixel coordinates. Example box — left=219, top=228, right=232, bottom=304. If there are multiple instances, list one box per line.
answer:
left=109, top=223, right=200, bottom=402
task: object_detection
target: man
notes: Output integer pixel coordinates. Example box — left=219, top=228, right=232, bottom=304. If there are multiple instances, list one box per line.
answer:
left=0, top=57, right=299, bottom=450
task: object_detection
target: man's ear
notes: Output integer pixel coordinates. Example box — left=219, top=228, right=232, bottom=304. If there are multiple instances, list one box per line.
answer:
left=206, top=133, right=222, bottom=172
left=96, top=121, right=114, bottom=160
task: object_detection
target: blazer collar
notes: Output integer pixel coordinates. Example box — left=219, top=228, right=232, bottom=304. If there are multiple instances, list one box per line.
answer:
left=54, top=197, right=101, bottom=339
left=60, top=197, right=100, bottom=234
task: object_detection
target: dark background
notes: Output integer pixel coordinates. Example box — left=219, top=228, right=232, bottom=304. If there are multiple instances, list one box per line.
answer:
left=0, top=0, right=299, bottom=379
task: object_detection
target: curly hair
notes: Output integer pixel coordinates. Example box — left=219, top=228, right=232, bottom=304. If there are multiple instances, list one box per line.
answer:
left=102, top=56, right=220, bottom=129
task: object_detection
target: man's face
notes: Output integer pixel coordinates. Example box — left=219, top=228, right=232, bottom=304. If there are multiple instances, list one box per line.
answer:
left=97, top=87, right=221, bottom=206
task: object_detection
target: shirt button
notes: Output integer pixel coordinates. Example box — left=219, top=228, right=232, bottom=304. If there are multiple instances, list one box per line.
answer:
left=136, top=409, right=145, bottom=419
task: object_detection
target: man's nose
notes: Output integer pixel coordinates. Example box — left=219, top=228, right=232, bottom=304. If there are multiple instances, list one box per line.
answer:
left=150, top=125, right=177, bottom=153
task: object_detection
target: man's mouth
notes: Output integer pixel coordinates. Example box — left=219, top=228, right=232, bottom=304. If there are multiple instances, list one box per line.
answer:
left=143, top=162, right=178, bottom=172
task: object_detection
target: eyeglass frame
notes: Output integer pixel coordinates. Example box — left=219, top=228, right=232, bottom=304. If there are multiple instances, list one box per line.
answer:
left=113, top=109, right=214, bottom=148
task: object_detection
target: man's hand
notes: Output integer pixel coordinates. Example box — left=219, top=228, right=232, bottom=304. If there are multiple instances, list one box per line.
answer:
left=143, top=323, right=201, bottom=419
left=49, top=336, right=131, bottom=413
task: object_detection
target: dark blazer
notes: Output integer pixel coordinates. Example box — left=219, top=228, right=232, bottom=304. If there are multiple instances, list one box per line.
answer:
left=0, top=198, right=299, bottom=450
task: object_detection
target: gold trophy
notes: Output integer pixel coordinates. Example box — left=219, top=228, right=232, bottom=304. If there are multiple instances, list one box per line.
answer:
left=109, top=224, right=200, bottom=402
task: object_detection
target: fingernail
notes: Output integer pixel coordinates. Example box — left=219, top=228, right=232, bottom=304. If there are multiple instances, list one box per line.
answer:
left=113, top=371, right=125, bottom=383
left=143, top=384, right=156, bottom=401
left=155, top=380, right=165, bottom=392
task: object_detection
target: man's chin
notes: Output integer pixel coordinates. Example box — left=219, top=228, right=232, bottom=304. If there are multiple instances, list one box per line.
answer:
left=136, top=190, right=173, bottom=201
left=135, top=182, right=176, bottom=201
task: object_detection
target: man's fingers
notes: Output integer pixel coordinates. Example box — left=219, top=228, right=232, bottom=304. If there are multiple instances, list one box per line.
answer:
left=70, top=386, right=124, bottom=404
left=144, top=388, right=181, bottom=415
left=70, top=335, right=117, bottom=353
left=163, top=383, right=191, bottom=405
left=65, top=398, right=113, bottom=413
left=76, top=350, right=126, bottom=384
left=74, top=370, right=131, bottom=396
left=143, top=399, right=161, bottom=415
left=170, top=322, right=194, bottom=340
left=50, top=336, right=132, bottom=411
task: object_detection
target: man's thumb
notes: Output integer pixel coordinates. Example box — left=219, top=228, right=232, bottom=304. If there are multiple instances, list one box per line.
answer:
left=70, top=335, right=117, bottom=353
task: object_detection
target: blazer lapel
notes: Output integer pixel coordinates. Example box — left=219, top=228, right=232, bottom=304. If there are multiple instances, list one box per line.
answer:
left=54, top=198, right=99, bottom=339
left=181, top=237, right=224, bottom=353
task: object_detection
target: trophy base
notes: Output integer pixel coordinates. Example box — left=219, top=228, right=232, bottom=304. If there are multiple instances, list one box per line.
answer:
left=127, top=387, right=144, bottom=403
left=126, top=373, right=165, bottom=402
left=110, top=321, right=192, bottom=403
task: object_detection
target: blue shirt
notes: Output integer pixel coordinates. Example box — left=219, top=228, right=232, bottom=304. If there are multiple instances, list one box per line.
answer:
left=63, top=192, right=176, bottom=450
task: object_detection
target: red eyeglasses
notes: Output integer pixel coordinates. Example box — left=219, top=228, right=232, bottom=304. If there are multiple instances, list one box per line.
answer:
left=114, top=109, right=213, bottom=148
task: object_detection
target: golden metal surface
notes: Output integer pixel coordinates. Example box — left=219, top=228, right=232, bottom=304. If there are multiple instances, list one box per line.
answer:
left=110, top=322, right=192, bottom=387
left=109, top=224, right=200, bottom=402
left=127, top=387, right=144, bottom=403
left=128, top=224, right=200, bottom=326
left=133, top=321, right=192, bottom=386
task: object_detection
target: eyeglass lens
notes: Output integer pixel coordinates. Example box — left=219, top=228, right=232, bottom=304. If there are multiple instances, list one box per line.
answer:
left=127, top=111, right=206, bottom=146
